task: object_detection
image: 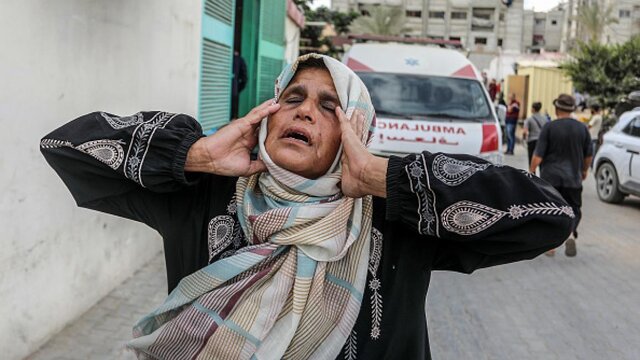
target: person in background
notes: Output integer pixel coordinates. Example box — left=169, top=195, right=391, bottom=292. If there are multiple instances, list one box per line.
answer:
left=588, top=103, right=603, bottom=164
left=231, top=50, right=248, bottom=119
left=505, top=93, right=520, bottom=155
left=523, top=102, right=548, bottom=166
left=530, top=94, right=593, bottom=257
left=488, top=78, right=497, bottom=102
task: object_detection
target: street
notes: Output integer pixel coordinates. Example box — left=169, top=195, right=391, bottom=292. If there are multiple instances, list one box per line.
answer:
left=28, top=148, right=640, bottom=359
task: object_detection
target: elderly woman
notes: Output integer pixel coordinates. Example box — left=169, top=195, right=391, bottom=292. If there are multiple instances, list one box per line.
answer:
left=41, top=55, right=572, bottom=359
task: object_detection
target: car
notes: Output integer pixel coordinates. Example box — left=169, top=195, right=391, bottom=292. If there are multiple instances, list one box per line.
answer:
left=593, top=107, right=640, bottom=203
left=343, top=43, right=503, bottom=164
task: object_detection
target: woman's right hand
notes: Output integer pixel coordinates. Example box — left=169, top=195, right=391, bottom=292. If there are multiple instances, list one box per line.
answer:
left=185, top=99, right=280, bottom=176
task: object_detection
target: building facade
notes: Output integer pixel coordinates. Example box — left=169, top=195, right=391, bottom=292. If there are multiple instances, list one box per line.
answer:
left=333, top=0, right=527, bottom=53
left=560, top=0, right=640, bottom=52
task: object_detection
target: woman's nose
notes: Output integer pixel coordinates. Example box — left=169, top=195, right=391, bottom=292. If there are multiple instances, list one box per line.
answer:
left=296, top=100, right=315, bottom=123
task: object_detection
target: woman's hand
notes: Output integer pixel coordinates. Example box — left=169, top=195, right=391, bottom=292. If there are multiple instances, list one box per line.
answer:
left=186, top=99, right=280, bottom=176
left=336, top=107, right=388, bottom=198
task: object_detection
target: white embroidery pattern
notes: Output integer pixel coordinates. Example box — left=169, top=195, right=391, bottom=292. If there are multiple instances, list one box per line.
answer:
left=40, top=139, right=73, bottom=149
left=442, top=200, right=575, bottom=235
left=520, top=169, right=534, bottom=178
left=100, top=112, right=144, bottom=129
left=40, top=138, right=125, bottom=170
left=344, top=330, right=357, bottom=360
left=369, top=228, right=383, bottom=340
left=226, top=198, right=237, bottom=215
left=209, top=199, right=247, bottom=261
left=432, top=154, right=490, bottom=186
left=508, top=203, right=575, bottom=219
left=124, top=112, right=178, bottom=187
left=76, top=139, right=125, bottom=170
left=207, top=215, right=236, bottom=262
left=406, top=154, right=439, bottom=236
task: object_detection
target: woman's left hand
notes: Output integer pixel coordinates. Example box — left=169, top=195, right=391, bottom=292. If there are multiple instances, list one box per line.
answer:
left=336, top=107, right=388, bottom=198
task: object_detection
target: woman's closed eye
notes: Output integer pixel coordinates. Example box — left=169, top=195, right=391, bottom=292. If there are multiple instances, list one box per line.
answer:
left=321, top=102, right=336, bottom=111
left=285, top=97, right=303, bottom=104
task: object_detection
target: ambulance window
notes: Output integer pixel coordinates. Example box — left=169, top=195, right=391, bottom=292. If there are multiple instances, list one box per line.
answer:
left=357, top=72, right=492, bottom=121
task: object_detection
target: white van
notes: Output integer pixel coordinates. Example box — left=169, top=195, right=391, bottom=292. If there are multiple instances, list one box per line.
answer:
left=343, top=43, right=502, bottom=164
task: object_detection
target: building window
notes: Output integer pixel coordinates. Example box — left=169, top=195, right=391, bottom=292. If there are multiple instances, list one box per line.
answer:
left=497, top=38, right=503, bottom=47
left=429, top=35, right=445, bottom=40
left=474, top=37, right=487, bottom=45
left=499, top=13, right=505, bottom=21
left=406, top=10, right=422, bottom=18
left=449, top=36, right=461, bottom=42
left=619, top=9, right=631, bottom=18
left=551, top=19, right=557, bottom=25
left=429, top=11, right=445, bottom=19
left=451, top=11, right=467, bottom=19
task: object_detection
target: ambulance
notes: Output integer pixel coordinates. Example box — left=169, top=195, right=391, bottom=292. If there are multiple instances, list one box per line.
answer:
left=343, top=43, right=503, bottom=164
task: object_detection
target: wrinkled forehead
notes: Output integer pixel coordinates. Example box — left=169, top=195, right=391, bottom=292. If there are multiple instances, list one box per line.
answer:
left=280, top=67, right=339, bottom=101
left=275, top=56, right=343, bottom=107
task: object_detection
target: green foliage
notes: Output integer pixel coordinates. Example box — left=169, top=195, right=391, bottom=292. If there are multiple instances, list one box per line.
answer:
left=349, top=6, right=410, bottom=36
left=300, top=6, right=359, bottom=57
left=561, top=36, right=640, bottom=110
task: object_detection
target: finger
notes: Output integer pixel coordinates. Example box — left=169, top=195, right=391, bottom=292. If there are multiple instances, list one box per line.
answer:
left=246, top=100, right=280, bottom=125
left=246, top=159, right=267, bottom=175
left=355, top=112, right=365, bottom=141
left=339, top=109, right=364, bottom=152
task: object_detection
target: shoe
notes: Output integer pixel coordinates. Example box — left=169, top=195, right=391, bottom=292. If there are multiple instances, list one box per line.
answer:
left=565, top=237, right=577, bottom=257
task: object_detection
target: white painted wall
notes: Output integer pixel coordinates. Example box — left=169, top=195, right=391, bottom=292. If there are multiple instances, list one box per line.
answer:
left=0, top=1, right=201, bottom=359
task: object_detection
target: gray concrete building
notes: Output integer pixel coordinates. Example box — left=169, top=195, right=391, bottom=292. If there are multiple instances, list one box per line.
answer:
left=560, top=0, right=640, bottom=51
left=333, top=0, right=528, bottom=58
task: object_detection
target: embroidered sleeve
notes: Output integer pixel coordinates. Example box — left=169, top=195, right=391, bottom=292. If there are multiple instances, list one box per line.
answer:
left=40, top=111, right=206, bottom=226
left=387, top=151, right=574, bottom=272
left=41, top=111, right=204, bottom=192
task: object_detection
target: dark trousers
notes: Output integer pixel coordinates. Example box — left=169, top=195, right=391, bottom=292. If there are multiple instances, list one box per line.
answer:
left=527, top=140, right=537, bottom=166
left=505, top=122, right=517, bottom=153
left=555, top=186, right=583, bottom=238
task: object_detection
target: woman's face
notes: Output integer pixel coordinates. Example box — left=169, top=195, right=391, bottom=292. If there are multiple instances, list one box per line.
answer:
left=265, top=67, right=342, bottom=179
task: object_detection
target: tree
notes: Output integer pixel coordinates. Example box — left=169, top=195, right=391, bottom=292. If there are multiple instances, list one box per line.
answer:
left=575, top=2, right=618, bottom=43
left=561, top=36, right=640, bottom=112
left=300, top=6, right=359, bottom=57
left=349, top=5, right=410, bottom=36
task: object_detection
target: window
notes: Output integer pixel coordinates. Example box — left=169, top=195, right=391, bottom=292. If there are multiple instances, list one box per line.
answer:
left=474, top=37, right=487, bottom=45
left=551, top=19, right=557, bottom=25
left=623, top=117, right=640, bottom=137
left=451, top=11, right=467, bottom=19
left=357, top=72, right=493, bottom=120
left=499, top=13, right=505, bottom=21
left=535, top=19, right=544, bottom=25
left=406, top=10, right=422, bottom=18
left=429, top=11, right=445, bottom=19
left=619, top=9, right=631, bottom=18
left=497, top=38, right=503, bottom=47
left=449, top=36, right=461, bottom=42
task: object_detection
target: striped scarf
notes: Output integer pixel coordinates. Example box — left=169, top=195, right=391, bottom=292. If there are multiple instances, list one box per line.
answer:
left=128, top=54, right=376, bottom=359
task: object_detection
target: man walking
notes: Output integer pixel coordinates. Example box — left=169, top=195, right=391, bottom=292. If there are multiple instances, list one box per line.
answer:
left=588, top=103, right=603, bottom=159
left=530, top=94, right=593, bottom=257
left=522, top=101, right=548, bottom=166
left=505, top=93, right=520, bottom=155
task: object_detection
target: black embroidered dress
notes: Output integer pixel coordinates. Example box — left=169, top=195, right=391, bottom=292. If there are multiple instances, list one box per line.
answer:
left=41, top=111, right=573, bottom=360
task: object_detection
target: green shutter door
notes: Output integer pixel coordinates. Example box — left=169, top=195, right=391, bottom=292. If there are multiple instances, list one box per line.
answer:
left=199, top=0, right=235, bottom=134
left=256, top=0, right=286, bottom=103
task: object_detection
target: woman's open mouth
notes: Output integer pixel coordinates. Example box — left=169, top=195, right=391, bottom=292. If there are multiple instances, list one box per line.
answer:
left=282, top=127, right=312, bottom=145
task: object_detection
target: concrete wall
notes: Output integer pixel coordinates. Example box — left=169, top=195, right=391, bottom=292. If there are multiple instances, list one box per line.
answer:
left=0, top=1, right=201, bottom=359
